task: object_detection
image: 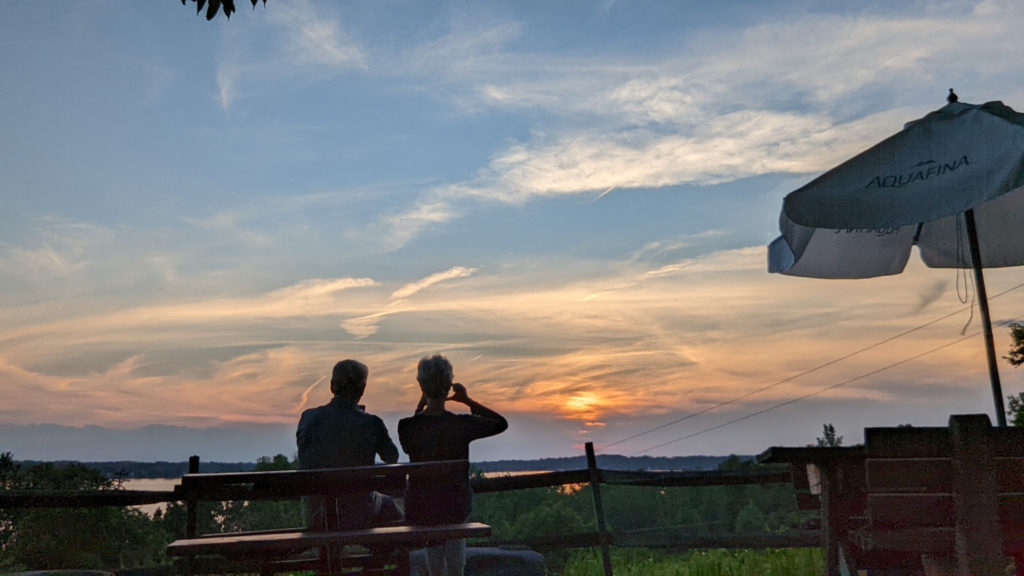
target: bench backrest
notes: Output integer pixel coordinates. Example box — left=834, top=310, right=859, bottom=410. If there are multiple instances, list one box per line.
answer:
left=863, top=415, right=1024, bottom=531
left=174, top=460, right=470, bottom=502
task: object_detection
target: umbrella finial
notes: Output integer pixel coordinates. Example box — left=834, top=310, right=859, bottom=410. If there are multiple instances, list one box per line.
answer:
left=947, top=88, right=958, bottom=103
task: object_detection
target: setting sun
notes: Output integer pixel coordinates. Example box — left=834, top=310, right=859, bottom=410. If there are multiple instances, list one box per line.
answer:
left=564, top=392, right=603, bottom=422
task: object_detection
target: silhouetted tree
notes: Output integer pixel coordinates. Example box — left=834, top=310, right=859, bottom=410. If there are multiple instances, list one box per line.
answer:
left=219, top=454, right=302, bottom=533
left=1008, top=394, right=1024, bottom=427
left=815, top=423, right=843, bottom=447
left=1007, top=322, right=1024, bottom=368
left=181, top=0, right=266, bottom=21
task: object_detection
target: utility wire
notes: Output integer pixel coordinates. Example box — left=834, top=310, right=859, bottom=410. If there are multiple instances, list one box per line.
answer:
left=633, top=310, right=1023, bottom=455
left=600, top=280, right=1024, bottom=451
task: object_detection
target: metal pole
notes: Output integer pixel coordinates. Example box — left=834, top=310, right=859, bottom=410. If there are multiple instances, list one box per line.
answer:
left=965, top=209, right=1007, bottom=427
left=585, top=442, right=613, bottom=576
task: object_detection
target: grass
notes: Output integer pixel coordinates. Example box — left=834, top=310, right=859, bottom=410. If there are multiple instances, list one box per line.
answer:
left=558, top=547, right=824, bottom=576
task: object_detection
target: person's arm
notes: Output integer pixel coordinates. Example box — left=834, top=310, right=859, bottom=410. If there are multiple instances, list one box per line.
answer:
left=449, top=383, right=509, bottom=436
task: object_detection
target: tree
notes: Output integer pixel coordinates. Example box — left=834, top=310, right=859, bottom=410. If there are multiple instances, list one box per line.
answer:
left=815, top=423, right=843, bottom=447
left=6, top=462, right=121, bottom=569
left=1007, top=322, right=1024, bottom=368
left=219, top=454, right=302, bottom=533
left=1007, top=323, right=1024, bottom=426
left=1, top=458, right=173, bottom=571
left=181, top=0, right=266, bottom=21
left=0, top=453, right=22, bottom=567
left=1008, top=393, right=1024, bottom=427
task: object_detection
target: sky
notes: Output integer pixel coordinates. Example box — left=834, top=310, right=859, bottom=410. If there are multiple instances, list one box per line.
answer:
left=3, top=0, right=1024, bottom=463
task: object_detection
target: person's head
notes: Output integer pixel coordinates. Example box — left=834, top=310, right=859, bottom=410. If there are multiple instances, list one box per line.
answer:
left=417, top=354, right=453, bottom=399
left=330, top=359, right=368, bottom=401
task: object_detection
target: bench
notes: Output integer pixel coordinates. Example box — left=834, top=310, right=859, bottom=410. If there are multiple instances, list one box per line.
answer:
left=761, top=414, right=1024, bottom=576
left=166, top=459, right=491, bottom=575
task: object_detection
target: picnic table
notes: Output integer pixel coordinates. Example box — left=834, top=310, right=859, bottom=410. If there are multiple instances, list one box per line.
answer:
left=165, top=459, right=490, bottom=575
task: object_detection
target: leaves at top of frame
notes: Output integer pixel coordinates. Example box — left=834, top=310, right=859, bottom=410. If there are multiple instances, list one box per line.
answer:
left=180, top=0, right=267, bottom=21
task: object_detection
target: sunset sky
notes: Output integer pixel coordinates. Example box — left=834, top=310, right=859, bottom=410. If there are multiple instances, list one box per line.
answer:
left=3, top=0, right=1024, bottom=463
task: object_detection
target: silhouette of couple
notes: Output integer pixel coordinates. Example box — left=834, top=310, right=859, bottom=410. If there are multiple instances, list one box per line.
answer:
left=296, top=355, right=508, bottom=576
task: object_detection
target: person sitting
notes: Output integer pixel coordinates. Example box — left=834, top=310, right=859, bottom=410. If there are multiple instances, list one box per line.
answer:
left=399, top=354, right=508, bottom=576
left=296, top=359, right=401, bottom=530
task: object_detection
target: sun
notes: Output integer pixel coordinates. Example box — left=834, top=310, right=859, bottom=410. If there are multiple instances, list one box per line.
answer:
left=563, top=392, right=602, bottom=421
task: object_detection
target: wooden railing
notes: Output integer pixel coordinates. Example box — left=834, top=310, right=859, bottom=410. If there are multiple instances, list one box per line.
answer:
left=0, top=442, right=819, bottom=576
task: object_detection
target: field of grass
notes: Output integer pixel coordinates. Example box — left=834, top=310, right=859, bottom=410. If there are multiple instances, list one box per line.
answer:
left=557, top=547, right=824, bottom=576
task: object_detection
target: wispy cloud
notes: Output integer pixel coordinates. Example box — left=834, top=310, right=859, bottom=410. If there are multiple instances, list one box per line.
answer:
left=385, top=2, right=1024, bottom=213
left=339, top=266, right=479, bottom=339
left=271, top=1, right=366, bottom=70
left=392, top=266, right=478, bottom=300
left=216, top=0, right=366, bottom=110
left=0, top=241, right=1013, bottom=444
left=374, top=2, right=1024, bottom=249
left=379, top=200, right=462, bottom=251
left=0, top=217, right=114, bottom=279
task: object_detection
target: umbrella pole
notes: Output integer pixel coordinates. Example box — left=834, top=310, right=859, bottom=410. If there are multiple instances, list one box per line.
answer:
left=965, top=209, right=1007, bottom=427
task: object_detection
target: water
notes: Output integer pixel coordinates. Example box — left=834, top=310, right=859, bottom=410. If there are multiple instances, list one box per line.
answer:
left=120, top=471, right=552, bottom=516
left=122, top=478, right=178, bottom=516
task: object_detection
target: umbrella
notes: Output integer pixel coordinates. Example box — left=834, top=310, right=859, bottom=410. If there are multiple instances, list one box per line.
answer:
left=768, top=97, right=1024, bottom=426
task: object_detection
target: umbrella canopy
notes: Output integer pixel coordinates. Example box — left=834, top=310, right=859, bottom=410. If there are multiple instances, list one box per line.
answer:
left=770, top=100, right=1024, bottom=278
left=768, top=99, right=1024, bottom=425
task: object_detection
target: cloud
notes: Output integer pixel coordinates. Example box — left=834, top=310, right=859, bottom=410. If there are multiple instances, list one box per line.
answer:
left=391, top=266, right=478, bottom=300
left=216, top=0, right=366, bottom=110
left=1, top=240, right=1012, bottom=450
left=269, top=278, right=379, bottom=302
left=340, top=314, right=387, bottom=339
left=380, top=201, right=462, bottom=251
left=339, top=266, right=479, bottom=338
left=374, top=4, right=1024, bottom=248
left=271, top=1, right=366, bottom=70
left=0, top=217, right=114, bottom=279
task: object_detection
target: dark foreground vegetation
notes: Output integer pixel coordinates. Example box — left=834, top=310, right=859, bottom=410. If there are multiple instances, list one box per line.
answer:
left=0, top=451, right=813, bottom=573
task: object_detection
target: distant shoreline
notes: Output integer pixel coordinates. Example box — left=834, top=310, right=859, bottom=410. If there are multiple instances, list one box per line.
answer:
left=16, top=453, right=751, bottom=479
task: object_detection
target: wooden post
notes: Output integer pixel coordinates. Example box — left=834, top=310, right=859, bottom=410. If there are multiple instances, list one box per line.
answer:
left=585, top=442, right=613, bottom=576
left=818, top=462, right=846, bottom=576
left=949, top=414, right=1004, bottom=576
left=186, top=455, right=200, bottom=539
left=184, top=455, right=200, bottom=576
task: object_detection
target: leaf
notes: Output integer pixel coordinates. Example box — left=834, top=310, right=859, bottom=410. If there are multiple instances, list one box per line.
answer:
left=196, top=0, right=206, bottom=16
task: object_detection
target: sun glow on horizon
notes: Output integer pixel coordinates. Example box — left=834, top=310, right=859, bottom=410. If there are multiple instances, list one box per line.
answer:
left=563, top=391, right=603, bottom=422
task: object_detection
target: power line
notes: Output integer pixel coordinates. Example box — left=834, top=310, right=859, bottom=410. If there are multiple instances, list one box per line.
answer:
left=599, top=280, right=1024, bottom=451
left=632, top=310, right=1024, bottom=455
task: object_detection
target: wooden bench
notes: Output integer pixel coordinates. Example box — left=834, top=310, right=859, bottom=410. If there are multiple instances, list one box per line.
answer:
left=762, top=414, right=1024, bottom=576
left=166, top=459, right=491, bottom=575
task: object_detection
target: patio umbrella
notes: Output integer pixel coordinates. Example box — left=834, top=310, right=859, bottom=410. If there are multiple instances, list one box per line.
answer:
left=768, top=97, right=1024, bottom=426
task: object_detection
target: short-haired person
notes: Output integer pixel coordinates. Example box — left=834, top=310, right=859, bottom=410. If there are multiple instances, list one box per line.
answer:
left=296, top=359, right=401, bottom=530
left=398, top=355, right=508, bottom=576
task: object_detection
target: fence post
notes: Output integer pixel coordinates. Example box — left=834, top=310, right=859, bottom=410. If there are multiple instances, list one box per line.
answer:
left=585, top=442, right=613, bottom=576
left=184, top=455, right=200, bottom=576
left=186, top=456, right=199, bottom=539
